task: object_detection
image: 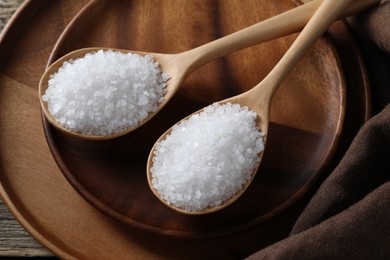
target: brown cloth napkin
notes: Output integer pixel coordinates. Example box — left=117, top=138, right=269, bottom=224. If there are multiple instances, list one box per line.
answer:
left=249, top=2, right=390, bottom=259
left=348, top=1, right=390, bottom=55
left=249, top=104, right=390, bottom=259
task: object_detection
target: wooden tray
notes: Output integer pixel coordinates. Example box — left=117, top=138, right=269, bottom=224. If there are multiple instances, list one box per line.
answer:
left=0, top=0, right=370, bottom=258
left=46, top=0, right=345, bottom=238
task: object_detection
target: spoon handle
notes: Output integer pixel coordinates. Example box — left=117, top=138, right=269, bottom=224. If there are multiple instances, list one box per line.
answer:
left=181, top=0, right=380, bottom=72
left=248, top=0, right=370, bottom=127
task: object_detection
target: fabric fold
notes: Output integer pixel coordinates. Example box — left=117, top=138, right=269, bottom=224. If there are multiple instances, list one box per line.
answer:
left=248, top=105, right=390, bottom=259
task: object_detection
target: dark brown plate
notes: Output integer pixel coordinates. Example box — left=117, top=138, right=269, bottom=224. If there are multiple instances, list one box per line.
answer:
left=0, top=0, right=370, bottom=257
left=43, top=0, right=357, bottom=238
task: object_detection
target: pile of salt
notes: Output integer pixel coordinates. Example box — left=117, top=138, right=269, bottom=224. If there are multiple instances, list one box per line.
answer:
left=150, top=102, right=264, bottom=211
left=42, top=49, right=169, bottom=135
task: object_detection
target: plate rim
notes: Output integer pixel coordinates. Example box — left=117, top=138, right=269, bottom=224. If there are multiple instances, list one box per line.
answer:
left=0, top=2, right=370, bottom=259
left=42, top=0, right=349, bottom=238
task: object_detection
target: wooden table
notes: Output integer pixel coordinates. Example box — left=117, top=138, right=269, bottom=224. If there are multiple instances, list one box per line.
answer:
left=0, top=0, right=387, bottom=258
left=0, top=200, right=53, bottom=257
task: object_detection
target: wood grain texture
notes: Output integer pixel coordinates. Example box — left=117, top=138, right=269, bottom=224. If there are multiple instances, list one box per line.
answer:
left=0, top=0, right=370, bottom=258
left=44, top=0, right=346, bottom=237
left=0, top=0, right=53, bottom=257
left=0, top=0, right=24, bottom=31
left=0, top=200, right=52, bottom=257
left=0, top=0, right=89, bottom=258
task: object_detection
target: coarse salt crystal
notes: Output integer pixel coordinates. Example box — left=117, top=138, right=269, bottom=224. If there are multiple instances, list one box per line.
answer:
left=42, top=49, right=169, bottom=135
left=151, top=102, right=264, bottom=212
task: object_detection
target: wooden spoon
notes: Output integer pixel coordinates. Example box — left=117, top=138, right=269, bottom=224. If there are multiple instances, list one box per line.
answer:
left=38, top=0, right=379, bottom=140
left=147, top=0, right=372, bottom=215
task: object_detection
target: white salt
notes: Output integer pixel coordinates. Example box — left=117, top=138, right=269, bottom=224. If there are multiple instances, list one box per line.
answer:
left=150, top=102, right=264, bottom=212
left=42, top=49, right=169, bottom=135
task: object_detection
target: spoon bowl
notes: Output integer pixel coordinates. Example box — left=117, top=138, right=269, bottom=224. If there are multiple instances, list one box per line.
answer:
left=146, top=98, right=267, bottom=215
left=147, top=0, right=378, bottom=214
left=39, top=47, right=184, bottom=140
left=38, top=0, right=378, bottom=140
